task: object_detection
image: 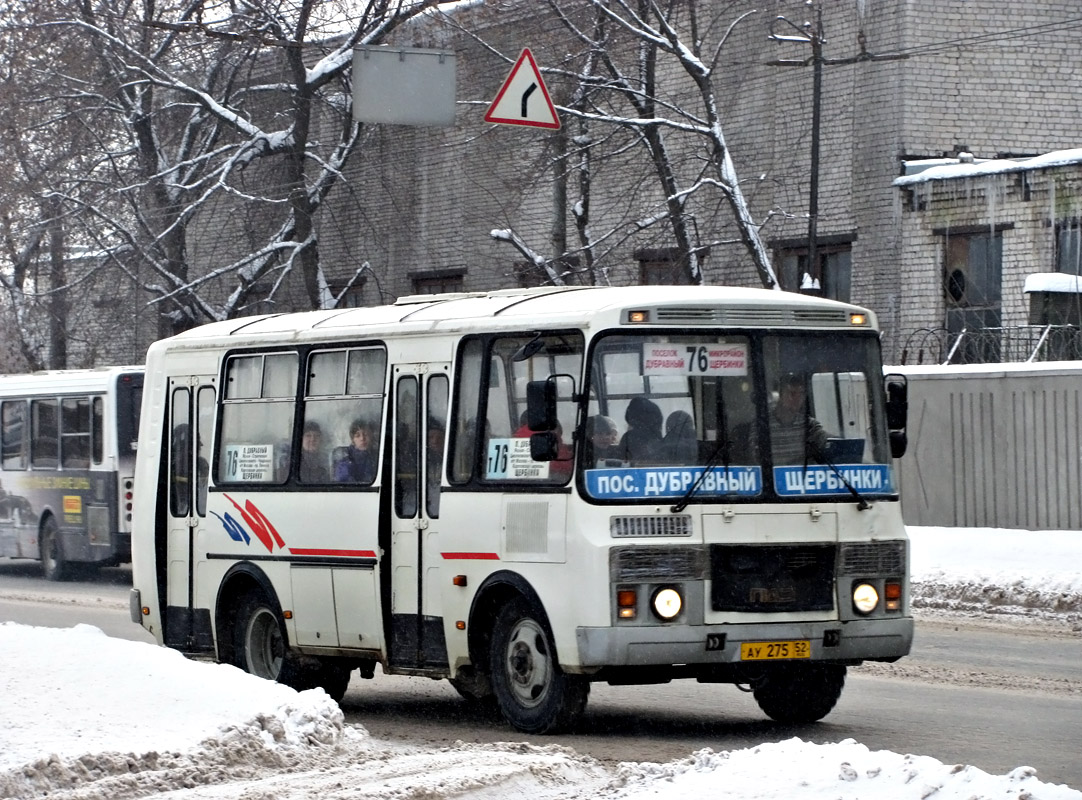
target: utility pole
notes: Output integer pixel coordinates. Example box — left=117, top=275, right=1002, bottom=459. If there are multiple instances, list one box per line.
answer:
left=769, top=2, right=906, bottom=294
left=769, top=2, right=825, bottom=293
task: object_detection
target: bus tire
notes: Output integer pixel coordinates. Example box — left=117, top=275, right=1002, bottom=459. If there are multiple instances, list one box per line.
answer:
left=488, top=597, right=588, bottom=734
left=313, top=660, right=352, bottom=702
left=752, top=663, right=846, bottom=724
left=40, top=516, right=70, bottom=582
left=232, top=591, right=308, bottom=689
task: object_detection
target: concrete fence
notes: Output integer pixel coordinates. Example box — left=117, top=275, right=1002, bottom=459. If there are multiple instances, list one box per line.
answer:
left=892, top=362, right=1082, bottom=530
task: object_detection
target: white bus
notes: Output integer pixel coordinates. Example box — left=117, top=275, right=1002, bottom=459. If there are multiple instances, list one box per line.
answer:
left=129, top=286, right=912, bottom=733
left=0, top=366, right=143, bottom=579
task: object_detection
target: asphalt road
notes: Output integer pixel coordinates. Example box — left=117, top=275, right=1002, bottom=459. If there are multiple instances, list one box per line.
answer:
left=2, top=558, right=1080, bottom=787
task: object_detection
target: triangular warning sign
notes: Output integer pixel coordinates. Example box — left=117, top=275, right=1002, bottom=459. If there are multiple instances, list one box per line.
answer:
left=484, top=48, right=560, bottom=130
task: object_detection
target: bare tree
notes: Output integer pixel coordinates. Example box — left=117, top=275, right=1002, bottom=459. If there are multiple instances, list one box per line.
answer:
left=472, top=0, right=780, bottom=289
left=0, top=0, right=114, bottom=368
left=16, top=0, right=443, bottom=341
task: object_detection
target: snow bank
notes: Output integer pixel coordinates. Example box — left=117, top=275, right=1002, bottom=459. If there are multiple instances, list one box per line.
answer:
left=607, top=738, right=1082, bottom=800
left=908, top=527, right=1082, bottom=620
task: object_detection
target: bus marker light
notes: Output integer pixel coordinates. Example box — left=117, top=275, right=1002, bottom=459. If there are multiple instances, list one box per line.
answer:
left=628, top=310, right=649, bottom=323
left=283, top=610, right=293, bottom=619
left=885, top=581, right=902, bottom=611
left=455, top=620, right=466, bottom=630
left=141, top=606, right=150, bottom=616
left=453, top=575, right=468, bottom=587
left=850, top=313, right=867, bottom=325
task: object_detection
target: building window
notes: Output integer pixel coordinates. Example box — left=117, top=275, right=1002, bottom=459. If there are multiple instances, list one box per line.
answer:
left=634, top=248, right=704, bottom=286
left=774, top=242, right=852, bottom=301
left=943, top=231, right=1002, bottom=308
left=411, top=270, right=465, bottom=295
left=1055, top=219, right=1082, bottom=275
left=942, top=229, right=1003, bottom=364
left=332, top=282, right=367, bottom=308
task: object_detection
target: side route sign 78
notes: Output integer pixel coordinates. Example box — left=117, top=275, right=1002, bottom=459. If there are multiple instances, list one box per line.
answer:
left=484, top=48, right=561, bottom=130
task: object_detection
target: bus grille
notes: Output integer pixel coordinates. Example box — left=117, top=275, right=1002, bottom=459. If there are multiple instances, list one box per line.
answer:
left=610, top=515, right=692, bottom=538
left=611, top=546, right=705, bottom=581
left=840, top=541, right=905, bottom=575
left=710, top=544, right=835, bottom=612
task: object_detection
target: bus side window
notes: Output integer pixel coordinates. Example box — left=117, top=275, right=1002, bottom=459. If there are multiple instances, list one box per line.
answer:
left=304, top=347, right=386, bottom=486
left=92, top=397, right=104, bottom=465
left=451, top=339, right=484, bottom=483
left=217, top=353, right=298, bottom=485
left=170, top=389, right=192, bottom=517
left=395, top=377, right=418, bottom=518
left=2, top=401, right=28, bottom=470
left=61, top=397, right=92, bottom=469
left=30, top=399, right=59, bottom=469
left=426, top=375, right=448, bottom=518
left=195, top=387, right=214, bottom=516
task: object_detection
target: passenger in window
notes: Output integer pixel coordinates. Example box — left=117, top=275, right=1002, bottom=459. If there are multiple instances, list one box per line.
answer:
left=663, top=410, right=698, bottom=465
left=584, top=415, right=620, bottom=467
left=334, top=418, right=378, bottom=483
left=299, top=420, right=329, bottom=483
left=770, top=372, right=829, bottom=465
left=618, top=397, right=663, bottom=465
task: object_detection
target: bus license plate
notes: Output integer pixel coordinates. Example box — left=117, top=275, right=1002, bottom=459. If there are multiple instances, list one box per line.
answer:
left=740, top=640, right=811, bottom=661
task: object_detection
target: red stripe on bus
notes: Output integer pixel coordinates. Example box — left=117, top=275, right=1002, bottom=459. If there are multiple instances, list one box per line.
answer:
left=288, top=548, right=377, bottom=558
left=441, top=552, right=500, bottom=560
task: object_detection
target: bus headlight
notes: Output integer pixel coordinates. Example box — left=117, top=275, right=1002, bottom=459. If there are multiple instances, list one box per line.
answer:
left=651, top=587, right=683, bottom=620
left=852, top=582, right=879, bottom=615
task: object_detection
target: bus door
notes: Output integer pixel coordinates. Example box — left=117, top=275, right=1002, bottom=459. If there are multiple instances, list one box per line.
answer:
left=164, top=377, right=216, bottom=651
left=387, top=364, right=450, bottom=669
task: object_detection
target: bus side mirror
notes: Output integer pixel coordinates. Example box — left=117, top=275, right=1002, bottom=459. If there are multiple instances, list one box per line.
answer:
left=526, top=380, right=557, bottom=432
left=884, top=374, right=908, bottom=458
left=889, top=430, right=908, bottom=459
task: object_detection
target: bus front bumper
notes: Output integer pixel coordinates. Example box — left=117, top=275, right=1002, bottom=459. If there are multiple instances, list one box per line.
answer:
left=575, top=616, right=913, bottom=668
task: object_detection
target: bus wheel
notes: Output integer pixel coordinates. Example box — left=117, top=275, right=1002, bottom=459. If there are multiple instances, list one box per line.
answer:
left=752, top=664, right=846, bottom=724
left=40, top=517, right=70, bottom=582
left=488, top=598, right=588, bottom=734
left=233, top=592, right=306, bottom=688
left=313, top=660, right=352, bottom=702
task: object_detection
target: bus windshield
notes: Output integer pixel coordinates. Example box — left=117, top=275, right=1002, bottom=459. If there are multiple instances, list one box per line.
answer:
left=582, top=330, right=893, bottom=502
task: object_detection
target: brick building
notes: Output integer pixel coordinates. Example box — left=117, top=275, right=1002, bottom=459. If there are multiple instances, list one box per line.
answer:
left=50, top=0, right=1082, bottom=367
left=309, top=0, right=1082, bottom=365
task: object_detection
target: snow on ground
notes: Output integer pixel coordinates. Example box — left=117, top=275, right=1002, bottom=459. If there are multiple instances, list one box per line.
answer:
left=908, top=526, right=1082, bottom=621
left=1, top=526, right=1080, bottom=800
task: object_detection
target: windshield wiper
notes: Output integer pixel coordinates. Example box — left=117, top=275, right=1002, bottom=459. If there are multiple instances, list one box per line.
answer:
left=800, top=387, right=871, bottom=510
left=670, top=436, right=731, bottom=514
left=671, top=389, right=732, bottom=514
left=813, top=443, right=871, bottom=511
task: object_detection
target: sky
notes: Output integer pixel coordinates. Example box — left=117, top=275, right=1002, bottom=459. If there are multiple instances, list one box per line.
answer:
left=1, top=526, right=1080, bottom=800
